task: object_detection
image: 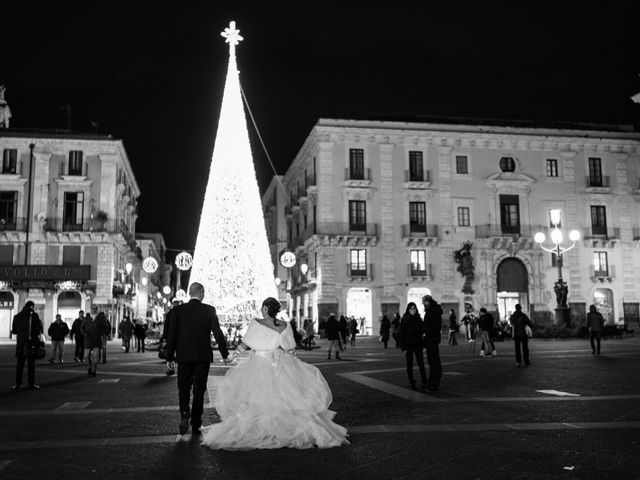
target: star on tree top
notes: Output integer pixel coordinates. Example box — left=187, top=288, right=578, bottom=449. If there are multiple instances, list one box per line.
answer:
left=221, top=21, right=243, bottom=47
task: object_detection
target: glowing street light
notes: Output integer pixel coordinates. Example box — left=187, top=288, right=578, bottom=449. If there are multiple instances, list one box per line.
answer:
left=534, top=209, right=580, bottom=325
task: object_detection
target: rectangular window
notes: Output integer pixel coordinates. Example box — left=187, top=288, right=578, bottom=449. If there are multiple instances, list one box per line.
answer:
left=410, top=250, right=426, bottom=275
left=457, top=207, right=470, bottom=227
left=350, top=249, right=367, bottom=276
left=499, top=194, right=520, bottom=234
left=349, top=149, right=365, bottom=180
left=2, top=149, right=18, bottom=174
left=349, top=200, right=366, bottom=231
left=0, top=244, right=14, bottom=264
left=548, top=210, right=562, bottom=228
left=68, top=151, right=83, bottom=176
left=590, top=205, right=607, bottom=235
left=409, top=202, right=426, bottom=232
left=593, top=252, right=608, bottom=275
left=63, top=192, right=84, bottom=230
left=0, top=191, right=18, bottom=223
left=588, top=157, right=602, bottom=186
left=455, top=155, right=468, bottom=174
left=546, top=159, right=558, bottom=177
left=62, top=245, right=81, bottom=265
left=409, top=151, right=424, bottom=181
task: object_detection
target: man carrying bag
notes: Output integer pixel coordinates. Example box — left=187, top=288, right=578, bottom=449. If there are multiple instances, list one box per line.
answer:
left=11, top=301, right=44, bottom=391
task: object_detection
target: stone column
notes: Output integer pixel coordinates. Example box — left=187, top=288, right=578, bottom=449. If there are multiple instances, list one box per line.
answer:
left=437, top=145, right=456, bottom=299
left=379, top=143, right=396, bottom=300
left=615, top=153, right=639, bottom=302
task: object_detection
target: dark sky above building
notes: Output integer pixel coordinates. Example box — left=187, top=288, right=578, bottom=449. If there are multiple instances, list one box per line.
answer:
left=3, top=2, right=638, bottom=252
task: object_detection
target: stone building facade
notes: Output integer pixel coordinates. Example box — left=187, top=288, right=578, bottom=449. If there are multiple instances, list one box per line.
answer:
left=264, top=118, right=640, bottom=334
left=0, top=130, right=141, bottom=338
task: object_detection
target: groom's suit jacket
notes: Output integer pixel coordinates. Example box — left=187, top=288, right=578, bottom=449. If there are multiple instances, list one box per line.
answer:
left=165, top=298, right=229, bottom=362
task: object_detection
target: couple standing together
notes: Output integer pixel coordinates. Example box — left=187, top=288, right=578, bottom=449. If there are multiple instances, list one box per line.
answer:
left=396, top=295, right=443, bottom=392
left=164, top=282, right=349, bottom=450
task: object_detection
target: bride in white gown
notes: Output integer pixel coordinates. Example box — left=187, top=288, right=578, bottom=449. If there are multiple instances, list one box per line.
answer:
left=201, top=297, right=349, bottom=450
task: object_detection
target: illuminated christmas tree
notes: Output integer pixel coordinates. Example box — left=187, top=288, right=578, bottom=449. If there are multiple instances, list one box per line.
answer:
left=190, top=21, right=277, bottom=321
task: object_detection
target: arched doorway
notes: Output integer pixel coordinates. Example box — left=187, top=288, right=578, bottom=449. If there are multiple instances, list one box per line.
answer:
left=0, top=291, right=15, bottom=339
left=406, top=287, right=431, bottom=315
left=496, top=258, right=528, bottom=321
left=593, top=288, right=614, bottom=324
left=346, top=287, right=372, bottom=335
left=57, top=291, right=82, bottom=324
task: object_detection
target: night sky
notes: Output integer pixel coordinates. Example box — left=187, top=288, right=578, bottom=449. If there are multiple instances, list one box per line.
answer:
left=3, top=2, right=638, bottom=253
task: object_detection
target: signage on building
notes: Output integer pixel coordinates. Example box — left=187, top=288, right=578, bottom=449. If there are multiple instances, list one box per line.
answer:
left=0, top=265, right=91, bottom=281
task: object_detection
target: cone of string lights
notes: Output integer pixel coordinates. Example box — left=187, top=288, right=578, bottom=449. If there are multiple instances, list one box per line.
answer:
left=190, top=21, right=277, bottom=324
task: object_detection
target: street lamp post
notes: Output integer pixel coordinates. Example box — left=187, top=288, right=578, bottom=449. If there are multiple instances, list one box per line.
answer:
left=534, top=209, right=580, bottom=326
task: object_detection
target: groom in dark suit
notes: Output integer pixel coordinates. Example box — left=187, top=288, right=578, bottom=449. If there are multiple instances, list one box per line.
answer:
left=165, top=282, right=229, bottom=435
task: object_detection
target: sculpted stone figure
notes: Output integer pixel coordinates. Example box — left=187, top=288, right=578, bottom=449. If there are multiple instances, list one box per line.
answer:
left=0, top=85, right=12, bottom=128
left=454, top=241, right=475, bottom=294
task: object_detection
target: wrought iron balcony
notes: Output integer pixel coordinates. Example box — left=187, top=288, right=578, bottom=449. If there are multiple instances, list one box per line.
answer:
left=404, top=169, right=431, bottom=183
left=0, top=217, right=27, bottom=231
left=44, top=218, right=119, bottom=233
left=408, top=263, right=432, bottom=279
left=401, top=224, right=438, bottom=238
left=346, top=263, right=373, bottom=279
left=344, top=168, right=371, bottom=181
left=582, top=226, right=619, bottom=239
left=475, top=224, right=546, bottom=238
left=585, top=176, right=610, bottom=188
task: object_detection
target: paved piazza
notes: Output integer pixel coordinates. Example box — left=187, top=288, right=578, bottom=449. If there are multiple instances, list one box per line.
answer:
left=0, top=335, right=639, bottom=480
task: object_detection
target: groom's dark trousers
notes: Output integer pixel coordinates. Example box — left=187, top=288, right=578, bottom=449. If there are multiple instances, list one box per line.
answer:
left=177, top=361, right=210, bottom=428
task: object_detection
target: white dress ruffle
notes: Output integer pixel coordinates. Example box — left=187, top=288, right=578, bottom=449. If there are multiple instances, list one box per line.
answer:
left=201, top=319, right=349, bottom=450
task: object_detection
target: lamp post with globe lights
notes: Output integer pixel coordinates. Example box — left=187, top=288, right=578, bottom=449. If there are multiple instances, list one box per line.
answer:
left=534, top=209, right=580, bottom=325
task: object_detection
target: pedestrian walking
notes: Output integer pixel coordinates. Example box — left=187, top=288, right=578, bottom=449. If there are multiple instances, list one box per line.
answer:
left=509, top=304, right=534, bottom=367
left=448, top=309, right=458, bottom=346
left=396, top=302, right=427, bottom=391
left=303, top=319, right=315, bottom=350
left=134, top=319, right=148, bottom=352
left=70, top=310, right=85, bottom=362
left=422, top=295, right=443, bottom=391
left=81, top=306, right=110, bottom=377
left=585, top=304, right=605, bottom=355
left=11, top=301, right=43, bottom=391
left=164, top=282, right=229, bottom=435
left=48, top=314, right=69, bottom=365
left=119, top=315, right=135, bottom=353
left=379, top=314, right=391, bottom=348
left=478, top=308, right=494, bottom=357
left=325, top=313, right=341, bottom=360
left=338, top=315, right=348, bottom=350
left=99, top=314, right=111, bottom=363
left=391, top=312, right=400, bottom=347
left=348, top=316, right=358, bottom=346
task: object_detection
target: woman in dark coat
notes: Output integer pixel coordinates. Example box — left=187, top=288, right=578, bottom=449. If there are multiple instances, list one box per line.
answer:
left=325, top=314, right=341, bottom=360
left=379, top=315, right=391, bottom=348
left=396, top=302, right=427, bottom=391
left=11, top=301, right=43, bottom=390
left=338, top=315, right=348, bottom=350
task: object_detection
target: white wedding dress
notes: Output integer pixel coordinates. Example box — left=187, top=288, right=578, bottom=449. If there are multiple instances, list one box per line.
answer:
left=201, top=319, right=349, bottom=450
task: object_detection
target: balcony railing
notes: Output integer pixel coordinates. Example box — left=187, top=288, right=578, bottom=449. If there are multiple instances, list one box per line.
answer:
left=0, top=217, right=27, bottom=232
left=590, top=265, right=615, bottom=280
left=404, top=169, right=431, bottom=183
left=346, top=263, right=373, bottom=278
left=408, top=263, right=432, bottom=277
left=44, top=218, right=120, bottom=233
left=344, top=168, right=371, bottom=181
left=583, top=226, right=619, bottom=239
left=633, top=227, right=640, bottom=240
left=314, top=222, right=378, bottom=237
left=586, top=176, right=610, bottom=188
left=474, top=224, right=546, bottom=238
left=401, top=224, right=438, bottom=238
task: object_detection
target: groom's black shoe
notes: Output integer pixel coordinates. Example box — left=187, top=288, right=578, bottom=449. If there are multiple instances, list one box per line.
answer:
left=179, top=414, right=190, bottom=435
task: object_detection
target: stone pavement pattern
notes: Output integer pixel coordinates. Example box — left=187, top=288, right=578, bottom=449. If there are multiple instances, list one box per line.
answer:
left=0, top=335, right=639, bottom=480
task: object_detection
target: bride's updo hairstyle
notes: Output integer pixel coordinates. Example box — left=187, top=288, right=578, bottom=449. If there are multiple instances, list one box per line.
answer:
left=262, top=297, right=281, bottom=318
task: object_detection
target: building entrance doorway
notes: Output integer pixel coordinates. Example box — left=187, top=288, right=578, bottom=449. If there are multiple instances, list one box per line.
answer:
left=346, top=288, right=372, bottom=335
left=0, top=291, right=15, bottom=339
left=57, top=291, right=82, bottom=325
left=496, top=258, right=529, bottom=320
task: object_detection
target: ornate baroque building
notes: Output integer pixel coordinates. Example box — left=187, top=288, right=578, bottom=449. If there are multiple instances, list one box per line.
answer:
left=263, top=118, right=640, bottom=334
left=0, top=130, right=141, bottom=338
